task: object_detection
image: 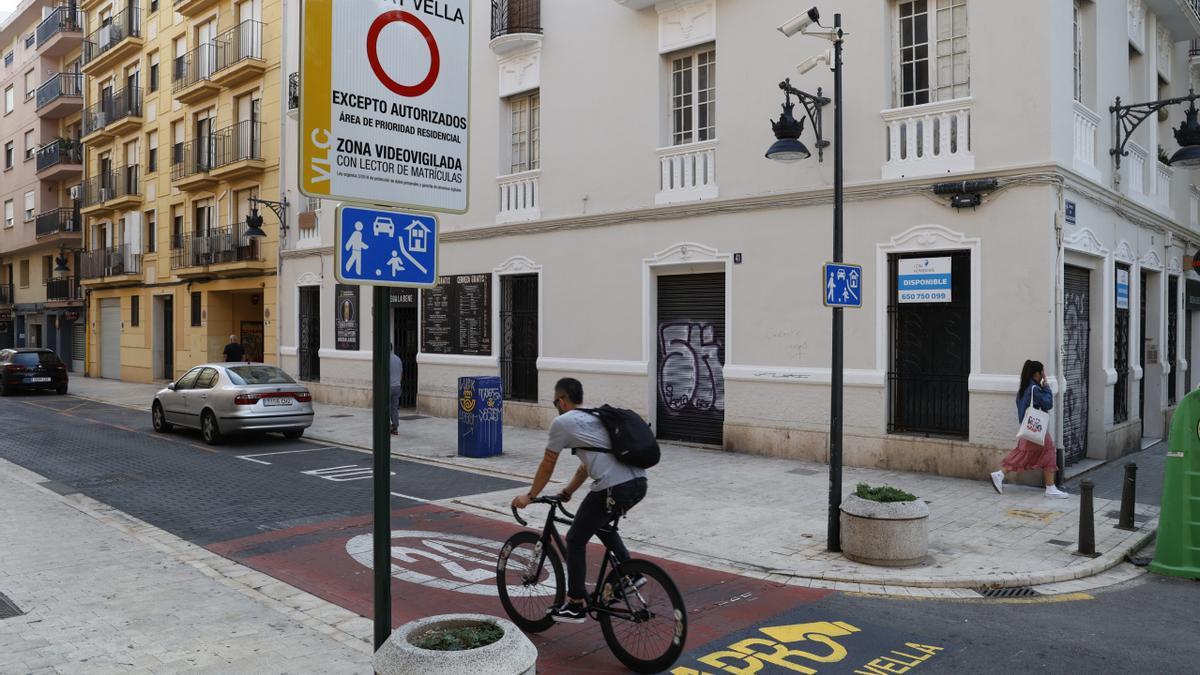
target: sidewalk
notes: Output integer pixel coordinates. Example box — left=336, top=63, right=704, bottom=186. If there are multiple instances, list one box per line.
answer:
left=70, top=376, right=1160, bottom=592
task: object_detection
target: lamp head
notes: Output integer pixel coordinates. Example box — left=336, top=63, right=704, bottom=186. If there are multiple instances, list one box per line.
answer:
left=1170, top=103, right=1200, bottom=168
left=766, top=99, right=810, bottom=163
left=243, top=208, right=267, bottom=240
left=53, top=252, right=69, bottom=276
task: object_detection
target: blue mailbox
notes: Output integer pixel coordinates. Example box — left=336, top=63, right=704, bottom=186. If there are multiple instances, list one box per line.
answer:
left=458, top=376, right=503, bottom=458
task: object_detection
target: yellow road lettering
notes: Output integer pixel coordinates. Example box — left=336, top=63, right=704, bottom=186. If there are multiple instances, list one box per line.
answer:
left=729, top=639, right=819, bottom=673
left=698, top=650, right=766, bottom=675
left=904, top=643, right=945, bottom=655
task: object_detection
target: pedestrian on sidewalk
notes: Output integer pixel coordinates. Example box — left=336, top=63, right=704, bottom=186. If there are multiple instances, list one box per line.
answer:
left=222, top=334, right=245, bottom=362
left=991, top=360, right=1069, bottom=498
left=389, top=347, right=403, bottom=435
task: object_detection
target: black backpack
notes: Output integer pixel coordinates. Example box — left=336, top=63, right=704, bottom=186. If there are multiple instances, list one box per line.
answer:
left=580, top=405, right=660, bottom=469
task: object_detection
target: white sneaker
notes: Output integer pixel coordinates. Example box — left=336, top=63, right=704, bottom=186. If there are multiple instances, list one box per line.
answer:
left=989, top=471, right=1004, bottom=495
left=1045, top=486, right=1070, bottom=499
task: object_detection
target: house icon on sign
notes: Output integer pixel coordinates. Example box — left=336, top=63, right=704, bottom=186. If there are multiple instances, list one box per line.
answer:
left=405, top=219, right=431, bottom=253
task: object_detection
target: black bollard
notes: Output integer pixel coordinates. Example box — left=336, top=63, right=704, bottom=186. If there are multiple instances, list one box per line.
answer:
left=1116, top=462, right=1138, bottom=531
left=1077, top=479, right=1097, bottom=557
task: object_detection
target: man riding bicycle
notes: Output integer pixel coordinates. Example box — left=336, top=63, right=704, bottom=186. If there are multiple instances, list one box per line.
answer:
left=512, top=377, right=648, bottom=623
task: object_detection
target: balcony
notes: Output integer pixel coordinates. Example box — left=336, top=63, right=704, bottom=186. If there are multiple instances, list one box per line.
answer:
left=172, top=43, right=220, bottom=104
left=490, top=0, right=542, bottom=54
left=1155, top=161, right=1174, bottom=212
left=1125, top=141, right=1150, bottom=205
left=1071, top=101, right=1102, bottom=184
left=81, top=6, right=142, bottom=75
left=106, top=165, right=143, bottom=210
left=210, top=121, right=265, bottom=180
left=0, top=283, right=13, bottom=306
left=81, top=244, right=142, bottom=282
left=171, top=224, right=265, bottom=277
left=35, top=208, right=82, bottom=242
left=171, top=136, right=218, bottom=191
left=497, top=170, right=541, bottom=223
left=46, top=277, right=83, bottom=304
left=36, top=6, right=84, bottom=57
left=287, top=72, right=299, bottom=117
left=655, top=140, right=718, bottom=205
left=880, top=97, right=974, bottom=180
left=174, top=0, right=220, bottom=19
left=36, top=73, right=84, bottom=118
left=212, top=20, right=265, bottom=89
left=1145, top=1, right=1200, bottom=41
left=35, top=139, right=84, bottom=181
left=82, top=87, right=143, bottom=143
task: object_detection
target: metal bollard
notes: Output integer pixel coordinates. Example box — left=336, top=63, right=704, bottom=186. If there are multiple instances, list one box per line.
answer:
left=1077, top=479, right=1097, bottom=557
left=1117, top=462, right=1138, bottom=531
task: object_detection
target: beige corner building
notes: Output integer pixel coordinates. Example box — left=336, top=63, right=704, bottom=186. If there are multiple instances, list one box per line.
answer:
left=78, top=0, right=280, bottom=383
left=0, top=0, right=87, bottom=369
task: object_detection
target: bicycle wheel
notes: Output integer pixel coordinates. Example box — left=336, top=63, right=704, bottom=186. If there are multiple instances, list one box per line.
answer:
left=597, top=559, right=687, bottom=674
left=496, top=531, right=564, bottom=633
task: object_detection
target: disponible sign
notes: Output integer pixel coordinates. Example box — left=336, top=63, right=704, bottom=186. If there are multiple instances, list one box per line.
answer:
left=1116, top=269, right=1131, bottom=310
left=300, top=0, right=471, bottom=213
left=897, top=258, right=952, bottom=304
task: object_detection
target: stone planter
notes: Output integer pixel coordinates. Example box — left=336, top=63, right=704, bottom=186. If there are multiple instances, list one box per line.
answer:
left=373, top=614, right=537, bottom=675
left=839, top=494, right=929, bottom=567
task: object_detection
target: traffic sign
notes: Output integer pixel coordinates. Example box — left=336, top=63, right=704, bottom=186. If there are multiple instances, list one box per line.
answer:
left=336, top=205, right=438, bottom=287
left=300, top=0, right=471, bottom=213
left=823, top=263, right=863, bottom=308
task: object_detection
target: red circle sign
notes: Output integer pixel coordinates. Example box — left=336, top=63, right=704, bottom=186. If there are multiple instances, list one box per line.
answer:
left=367, top=10, right=440, bottom=98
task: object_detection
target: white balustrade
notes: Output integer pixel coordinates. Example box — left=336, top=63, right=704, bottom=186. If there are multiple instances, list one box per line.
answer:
left=497, top=170, right=541, bottom=224
left=1126, top=142, right=1147, bottom=199
left=1155, top=161, right=1173, bottom=209
left=655, top=139, right=718, bottom=205
left=1072, top=101, right=1101, bottom=182
left=880, top=97, right=974, bottom=180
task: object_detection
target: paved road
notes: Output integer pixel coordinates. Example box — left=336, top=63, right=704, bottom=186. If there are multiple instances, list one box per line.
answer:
left=2, top=393, right=1197, bottom=674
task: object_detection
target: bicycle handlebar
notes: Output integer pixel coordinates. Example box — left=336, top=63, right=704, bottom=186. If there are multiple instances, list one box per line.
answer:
left=510, top=494, right=576, bottom=527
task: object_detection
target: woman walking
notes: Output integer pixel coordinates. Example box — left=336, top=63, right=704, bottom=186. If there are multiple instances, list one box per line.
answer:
left=990, top=360, right=1070, bottom=498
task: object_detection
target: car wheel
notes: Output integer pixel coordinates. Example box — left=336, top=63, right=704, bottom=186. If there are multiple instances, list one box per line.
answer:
left=0, top=382, right=8, bottom=397
left=152, top=401, right=173, bottom=433
left=55, top=384, right=68, bottom=395
left=201, top=410, right=223, bottom=445
left=282, top=428, right=305, bottom=440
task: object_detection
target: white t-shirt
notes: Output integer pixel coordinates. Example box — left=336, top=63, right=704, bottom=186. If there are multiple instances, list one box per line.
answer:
left=546, top=410, right=646, bottom=491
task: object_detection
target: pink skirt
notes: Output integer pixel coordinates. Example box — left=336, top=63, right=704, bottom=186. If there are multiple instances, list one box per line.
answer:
left=1001, top=432, right=1058, bottom=472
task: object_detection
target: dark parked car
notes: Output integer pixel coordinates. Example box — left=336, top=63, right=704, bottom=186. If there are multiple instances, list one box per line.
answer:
left=0, top=349, right=69, bottom=395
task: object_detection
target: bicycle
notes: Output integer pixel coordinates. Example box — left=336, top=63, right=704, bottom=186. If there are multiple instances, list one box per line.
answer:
left=496, top=495, right=688, bottom=674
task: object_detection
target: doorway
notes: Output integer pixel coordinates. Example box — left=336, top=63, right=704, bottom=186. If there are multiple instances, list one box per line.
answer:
left=393, top=304, right=419, bottom=408
left=500, top=274, right=538, bottom=402
left=298, top=285, right=320, bottom=381
left=1062, top=265, right=1091, bottom=465
left=656, top=272, right=726, bottom=446
left=154, top=295, right=174, bottom=379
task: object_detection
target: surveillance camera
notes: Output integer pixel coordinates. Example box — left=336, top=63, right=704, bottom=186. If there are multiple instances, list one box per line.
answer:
left=796, top=48, right=832, bottom=75
left=778, top=7, right=820, bottom=37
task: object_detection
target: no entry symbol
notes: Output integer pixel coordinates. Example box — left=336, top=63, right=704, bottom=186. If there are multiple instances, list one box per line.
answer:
left=366, top=10, right=440, bottom=97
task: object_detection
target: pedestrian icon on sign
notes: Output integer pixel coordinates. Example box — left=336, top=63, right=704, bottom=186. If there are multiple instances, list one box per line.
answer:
left=345, top=222, right=369, bottom=276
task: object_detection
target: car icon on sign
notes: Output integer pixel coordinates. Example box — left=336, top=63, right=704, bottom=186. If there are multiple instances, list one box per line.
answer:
left=373, top=216, right=395, bottom=237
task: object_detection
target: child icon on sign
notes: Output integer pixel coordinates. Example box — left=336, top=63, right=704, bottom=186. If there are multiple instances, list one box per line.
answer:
left=387, top=250, right=405, bottom=277
left=345, top=222, right=369, bottom=276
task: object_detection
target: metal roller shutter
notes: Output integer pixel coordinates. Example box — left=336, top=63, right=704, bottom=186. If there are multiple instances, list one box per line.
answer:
left=656, top=273, right=725, bottom=446
left=70, top=320, right=85, bottom=372
left=1062, top=266, right=1090, bottom=464
left=100, top=298, right=121, bottom=380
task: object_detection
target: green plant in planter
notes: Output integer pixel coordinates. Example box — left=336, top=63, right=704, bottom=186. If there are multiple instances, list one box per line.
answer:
left=1158, top=145, right=1171, bottom=165
left=413, top=623, right=504, bottom=652
left=855, top=482, right=917, bottom=503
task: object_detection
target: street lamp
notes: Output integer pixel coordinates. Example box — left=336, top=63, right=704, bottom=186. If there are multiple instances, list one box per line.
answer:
left=244, top=197, right=290, bottom=240
left=53, top=247, right=70, bottom=277
left=766, top=79, right=829, bottom=163
left=1111, top=89, right=1200, bottom=173
left=768, top=6, right=847, bottom=553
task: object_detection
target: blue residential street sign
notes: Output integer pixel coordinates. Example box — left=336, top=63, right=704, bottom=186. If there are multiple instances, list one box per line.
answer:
left=823, top=263, right=863, bottom=308
left=335, top=205, right=438, bottom=287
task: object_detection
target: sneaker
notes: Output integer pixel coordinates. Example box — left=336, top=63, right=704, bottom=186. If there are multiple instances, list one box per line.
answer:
left=548, top=601, right=587, bottom=624
left=389, top=426, right=398, bottom=436
left=989, top=471, right=1004, bottom=495
left=1045, top=486, right=1070, bottom=499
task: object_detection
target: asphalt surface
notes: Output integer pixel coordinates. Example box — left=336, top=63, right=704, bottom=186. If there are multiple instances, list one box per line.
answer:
left=2, top=392, right=1198, bottom=674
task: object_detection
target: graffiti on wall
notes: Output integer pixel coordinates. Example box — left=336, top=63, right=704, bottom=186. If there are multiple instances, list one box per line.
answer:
left=658, top=321, right=725, bottom=414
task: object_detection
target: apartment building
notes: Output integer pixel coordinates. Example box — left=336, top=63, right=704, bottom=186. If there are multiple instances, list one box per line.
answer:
left=0, top=0, right=86, bottom=370
left=78, top=0, right=279, bottom=383
left=280, top=0, right=1198, bottom=479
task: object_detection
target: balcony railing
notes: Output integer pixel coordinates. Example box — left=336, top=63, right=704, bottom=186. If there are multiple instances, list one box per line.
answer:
left=214, top=121, right=262, bottom=166
left=0, top=283, right=12, bottom=305
left=491, top=0, right=542, bottom=39
left=80, top=172, right=109, bottom=208
left=655, top=139, right=718, bottom=205
left=36, top=72, right=83, bottom=110
left=1156, top=161, right=1173, bottom=208
left=81, top=244, right=141, bottom=279
left=35, top=208, right=82, bottom=238
left=36, top=6, right=83, bottom=47
left=111, top=164, right=141, bottom=200
left=288, top=72, right=299, bottom=111
left=82, top=86, right=142, bottom=136
left=46, top=277, right=82, bottom=302
left=171, top=135, right=216, bottom=181
left=82, top=5, right=141, bottom=66
left=215, top=19, right=263, bottom=71
left=497, top=170, right=541, bottom=223
left=1072, top=101, right=1100, bottom=181
left=80, top=166, right=140, bottom=207
left=172, top=42, right=219, bottom=92
left=36, top=139, right=83, bottom=173
left=171, top=224, right=262, bottom=269
left=1127, top=142, right=1148, bottom=198
left=881, top=97, right=974, bottom=180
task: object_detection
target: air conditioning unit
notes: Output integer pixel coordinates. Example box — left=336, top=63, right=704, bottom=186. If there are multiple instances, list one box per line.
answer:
left=99, top=187, right=114, bottom=202
left=68, top=185, right=82, bottom=200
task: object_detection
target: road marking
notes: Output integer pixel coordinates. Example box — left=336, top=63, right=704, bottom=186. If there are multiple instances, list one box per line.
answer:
left=390, top=491, right=431, bottom=503
left=236, top=447, right=338, bottom=465
left=301, top=464, right=395, bottom=482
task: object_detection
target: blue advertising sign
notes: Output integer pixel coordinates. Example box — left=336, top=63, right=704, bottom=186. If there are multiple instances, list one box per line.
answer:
left=1116, top=268, right=1130, bottom=310
left=823, top=263, right=863, bottom=308
left=336, top=205, right=438, bottom=287
left=897, top=257, right=952, bottom=304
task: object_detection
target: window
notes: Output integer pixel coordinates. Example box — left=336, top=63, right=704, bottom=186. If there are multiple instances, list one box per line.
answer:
left=195, top=368, right=219, bottom=389
left=1073, top=0, right=1082, bottom=103
left=509, top=91, right=540, bottom=174
left=171, top=206, right=183, bottom=249
left=149, top=52, right=159, bottom=92
left=23, top=191, right=34, bottom=221
left=897, top=0, right=969, bottom=107
left=669, top=46, right=716, bottom=146
left=18, top=260, right=29, bottom=288
left=3, top=52, right=12, bottom=68
left=175, top=367, right=201, bottom=390
left=227, top=365, right=296, bottom=385
left=191, top=291, right=202, bottom=326
left=130, top=295, right=140, bottom=327
left=24, top=33, right=34, bottom=49
left=23, top=130, right=33, bottom=160
left=4, top=142, right=12, bottom=169
left=145, top=210, right=156, bottom=253
left=172, top=120, right=184, bottom=165
left=4, top=85, right=12, bottom=113
left=42, top=256, right=52, bottom=283
left=147, top=132, right=158, bottom=172
left=23, top=70, right=34, bottom=100
left=3, top=200, right=12, bottom=228
left=150, top=0, right=159, bottom=13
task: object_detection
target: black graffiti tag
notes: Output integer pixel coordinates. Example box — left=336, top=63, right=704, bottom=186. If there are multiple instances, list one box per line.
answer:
left=658, top=321, right=725, bottom=414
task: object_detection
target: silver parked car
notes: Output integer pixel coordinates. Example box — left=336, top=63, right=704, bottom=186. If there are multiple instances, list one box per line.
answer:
left=152, top=363, right=314, bottom=445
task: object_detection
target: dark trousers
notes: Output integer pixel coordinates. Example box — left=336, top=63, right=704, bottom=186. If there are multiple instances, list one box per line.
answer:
left=565, top=477, right=647, bottom=600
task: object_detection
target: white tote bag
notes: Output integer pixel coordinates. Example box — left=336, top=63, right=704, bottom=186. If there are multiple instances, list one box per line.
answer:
left=1016, top=385, right=1050, bottom=446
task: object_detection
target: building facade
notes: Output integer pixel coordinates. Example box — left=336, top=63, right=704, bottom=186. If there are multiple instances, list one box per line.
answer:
left=0, top=0, right=87, bottom=370
left=77, top=0, right=280, bottom=382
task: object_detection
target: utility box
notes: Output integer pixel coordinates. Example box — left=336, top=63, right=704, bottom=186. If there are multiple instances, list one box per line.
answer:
left=1150, top=386, right=1200, bottom=580
left=458, top=376, right=503, bottom=458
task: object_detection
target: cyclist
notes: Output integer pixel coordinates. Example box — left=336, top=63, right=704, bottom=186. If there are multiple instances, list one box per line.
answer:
left=512, top=377, right=648, bottom=623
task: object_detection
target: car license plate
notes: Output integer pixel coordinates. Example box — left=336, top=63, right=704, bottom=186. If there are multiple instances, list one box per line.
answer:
left=263, top=397, right=291, bottom=407
left=26, top=377, right=51, bottom=383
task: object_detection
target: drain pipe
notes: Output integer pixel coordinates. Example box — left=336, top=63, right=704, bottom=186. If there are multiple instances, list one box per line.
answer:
left=276, top=0, right=290, bottom=368
left=1054, top=185, right=1066, bottom=488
